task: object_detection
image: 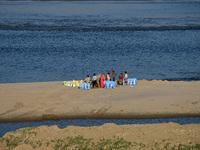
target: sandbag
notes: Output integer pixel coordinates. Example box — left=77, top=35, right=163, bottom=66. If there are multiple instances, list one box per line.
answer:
left=63, top=81, right=73, bottom=87
left=72, top=80, right=80, bottom=87
left=104, top=81, right=117, bottom=89
left=79, top=82, right=91, bottom=90
left=123, top=78, right=137, bottom=85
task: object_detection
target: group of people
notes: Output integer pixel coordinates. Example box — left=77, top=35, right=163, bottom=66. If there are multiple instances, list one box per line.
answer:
left=84, top=69, right=128, bottom=88
left=119, top=71, right=128, bottom=85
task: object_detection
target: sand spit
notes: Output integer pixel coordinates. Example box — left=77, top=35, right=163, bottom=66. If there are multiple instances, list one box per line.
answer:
left=0, top=80, right=200, bottom=123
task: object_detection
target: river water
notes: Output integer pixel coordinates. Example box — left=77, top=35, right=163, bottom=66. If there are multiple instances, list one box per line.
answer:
left=0, top=117, right=200, bottom=137
left=0, top=0, right=200, bottom=83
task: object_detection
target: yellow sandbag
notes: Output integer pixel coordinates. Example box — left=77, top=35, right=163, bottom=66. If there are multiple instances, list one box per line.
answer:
left=63, top=81, right=67, bottom=86
left=80, top=80, right=84, bottom=83
left=72, top=80, right=76, bottom=87
left=72, top=80, right=80, bottom=87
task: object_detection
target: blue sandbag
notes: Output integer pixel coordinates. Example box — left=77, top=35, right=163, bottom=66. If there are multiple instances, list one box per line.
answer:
left=104, top=81, right=116, bottom=89
left=123, top=78, right=137, bottom=85
left=79, top=83, right=91, bottom=90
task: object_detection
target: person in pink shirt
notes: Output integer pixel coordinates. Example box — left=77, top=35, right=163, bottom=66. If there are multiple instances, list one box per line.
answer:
left=100, top=74, right=105, bottom=88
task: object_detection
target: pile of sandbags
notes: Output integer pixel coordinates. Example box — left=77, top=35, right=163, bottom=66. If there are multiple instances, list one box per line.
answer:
left=63, top=80, right=84, bottom=87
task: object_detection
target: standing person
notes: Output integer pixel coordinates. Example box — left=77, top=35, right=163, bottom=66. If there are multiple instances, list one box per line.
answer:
left=106, top=70, right=111, bottom=81
left=119, top=72, right=123, bottom=85
left=84, top=75, right=91, bottom=83
left=124, top=71, right=128, bottom=85
left=100, top=74, right=105, bottom=88
left=92, top=73, right=98, bottom=88
left=112, top=70, right=116, bottom=81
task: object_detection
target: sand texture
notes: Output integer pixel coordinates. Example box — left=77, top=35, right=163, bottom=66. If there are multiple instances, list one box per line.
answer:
left=0, top=122, right=199, bottom=150
left=0, top=80, right=200, bottom=123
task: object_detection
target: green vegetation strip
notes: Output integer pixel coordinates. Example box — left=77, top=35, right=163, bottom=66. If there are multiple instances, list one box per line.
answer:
left=0, top=127, right=199, bottom=150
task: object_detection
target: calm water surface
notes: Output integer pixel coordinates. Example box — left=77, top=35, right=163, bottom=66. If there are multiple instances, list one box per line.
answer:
left=0, top=1, right=200, bottom=83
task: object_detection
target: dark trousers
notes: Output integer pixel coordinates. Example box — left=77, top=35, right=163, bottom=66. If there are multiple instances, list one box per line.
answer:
left=92, top=80, right=98, bottom=88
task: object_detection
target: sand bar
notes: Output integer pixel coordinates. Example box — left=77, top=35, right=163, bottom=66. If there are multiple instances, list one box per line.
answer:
left=0, top=80, right=200, bottom=123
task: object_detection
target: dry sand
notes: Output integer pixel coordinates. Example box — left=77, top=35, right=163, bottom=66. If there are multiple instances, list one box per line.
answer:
left=0, top=80, right=200, bottom=150
left=0, top=80, right=200, bottom=122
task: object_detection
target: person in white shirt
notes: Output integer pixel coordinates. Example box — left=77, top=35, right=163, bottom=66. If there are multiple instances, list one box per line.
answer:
left=125, top=71, right=128, bottom=85
left=92, top=73, right=98, bottom=88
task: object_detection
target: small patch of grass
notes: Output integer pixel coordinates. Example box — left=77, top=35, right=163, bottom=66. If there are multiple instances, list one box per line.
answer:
left=46, top=141, right=50, bottom=146
left=95, top=137, right=132, bottom=150
left=0, top=126, right=39, bottom=149
left=151, top=143, right=200, bottom=150
left=54, top=136, right=93, bottom=150
left=4, top=134, right=24, bottom=149
left=52, top=136, right=132, bottom=150
left=178, top=144, right=200, bottom=150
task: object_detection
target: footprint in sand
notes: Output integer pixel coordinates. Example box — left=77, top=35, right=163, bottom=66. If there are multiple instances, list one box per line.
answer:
left=0, top=102, right=24, bottom=116
left=90, top=105, right=112, bottom=116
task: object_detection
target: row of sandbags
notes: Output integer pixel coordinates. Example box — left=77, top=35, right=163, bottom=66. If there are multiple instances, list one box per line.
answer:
left=63, top=80, right=84, bottom=87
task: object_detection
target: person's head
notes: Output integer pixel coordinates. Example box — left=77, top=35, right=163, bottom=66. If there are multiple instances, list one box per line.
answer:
left=108, top=72, right=110, bottom=75
left=121, top=72, right=123, bottom=75
left=125, top=71, right=127, bottom=74
left=93, top=73, right=96, bottom=76
left=113, top=71, right=115, bottom=73
left=87, top=75, right=89, bottom=77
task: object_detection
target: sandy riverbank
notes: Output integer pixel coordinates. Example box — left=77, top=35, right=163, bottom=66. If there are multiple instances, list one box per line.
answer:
left=0, top=122, right=200, bottom=150
left=0, top=80, right=200, bottom=123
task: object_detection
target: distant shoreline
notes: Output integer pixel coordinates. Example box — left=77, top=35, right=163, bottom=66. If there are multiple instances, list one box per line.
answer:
left=0, top=0, right=187, bottom=2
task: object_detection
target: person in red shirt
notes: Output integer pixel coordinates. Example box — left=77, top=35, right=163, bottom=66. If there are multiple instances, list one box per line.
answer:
left=119, top=72, right=123, bottom=85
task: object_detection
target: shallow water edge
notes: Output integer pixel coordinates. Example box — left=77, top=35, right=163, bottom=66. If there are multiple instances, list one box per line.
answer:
left=0, top=117, right=200, bottom=138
